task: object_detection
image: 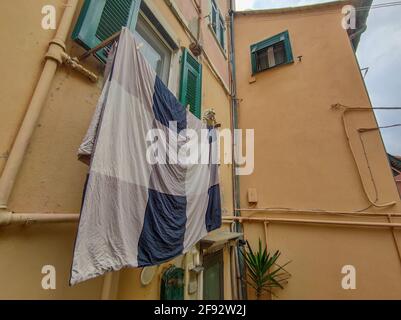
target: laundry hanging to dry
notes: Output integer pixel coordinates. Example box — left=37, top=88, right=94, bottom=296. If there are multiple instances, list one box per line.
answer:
left=70, top=28, right=221, bottom=285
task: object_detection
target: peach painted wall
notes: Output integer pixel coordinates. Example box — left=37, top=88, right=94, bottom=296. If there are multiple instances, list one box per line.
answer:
left=174, top=0, right=230, bottom=89
left=0, top=0, right=233, bottom=299
left=234, top=2, right=401, bottom=299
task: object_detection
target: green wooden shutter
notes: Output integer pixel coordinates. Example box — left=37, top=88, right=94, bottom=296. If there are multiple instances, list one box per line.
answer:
left=211, top=0, right=218, bottom=34
left=160, top=266, right=184, bottom=300
left=219, top=15, right=225, bottom=49
left=72, top=0, right=141, bottom=62
left=179, top=48, right=202, bottom=119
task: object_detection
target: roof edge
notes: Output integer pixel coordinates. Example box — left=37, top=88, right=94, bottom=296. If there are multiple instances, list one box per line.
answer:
left=234, top=0, right=351, bottom=16
left=234, top=0, right=372, bottom=51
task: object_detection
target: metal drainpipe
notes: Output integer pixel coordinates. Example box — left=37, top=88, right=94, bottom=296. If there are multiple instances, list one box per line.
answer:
left=101, top=273, right=115, bottom=300
left=229, top=223, right=238, bottom=300
left=0, top=0, right=79, bottom=212
left=0, top=213, right=79, bottom=226
left=228, top=0, right=247, bottom=300
left=0, top=0, right=115, bottom=301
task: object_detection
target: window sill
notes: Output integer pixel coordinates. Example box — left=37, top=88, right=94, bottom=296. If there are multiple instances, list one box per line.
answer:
left=208, top=23, right=227, bottom=60
left=251, top=59, right=294, bottom=76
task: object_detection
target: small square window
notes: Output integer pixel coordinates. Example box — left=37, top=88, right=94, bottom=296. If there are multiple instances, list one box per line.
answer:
left=219, top=15, right=225, bottom=49
left=251, top=31, right=293, bottom=75
left=255, top=41, right=286, bottom=72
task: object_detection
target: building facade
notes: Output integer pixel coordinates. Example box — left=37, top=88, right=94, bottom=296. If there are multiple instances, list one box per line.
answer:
left=0, top=0, right=235, bottom=299
left=233, top=0, right=401, bottom=299
left=1, top=0, right=400, bottom=300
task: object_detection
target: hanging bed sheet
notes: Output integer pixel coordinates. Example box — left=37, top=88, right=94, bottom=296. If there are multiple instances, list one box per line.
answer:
left=70, top=28, right=221, bottom=285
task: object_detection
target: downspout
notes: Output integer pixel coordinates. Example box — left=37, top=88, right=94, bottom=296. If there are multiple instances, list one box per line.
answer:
left=0, top=0, right=95, bottom=227
left=0, top=213, right=79, bottom=225
left=228, top=0, right=246, bottom=300
left=0, top=0, right=79, bottom=214
left=0, top=0, right=115, bottom=301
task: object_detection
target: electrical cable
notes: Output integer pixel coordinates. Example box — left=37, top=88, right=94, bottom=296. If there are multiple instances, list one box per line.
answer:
left=332, top=103, right=399, bottom=208
left=359, top=123, right=401, bottom=132
left=235, top=1, right=401, bottom=24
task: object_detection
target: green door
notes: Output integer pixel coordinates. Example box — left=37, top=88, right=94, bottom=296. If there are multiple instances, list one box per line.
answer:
left=203, top=251, right=224, bottom=300
left=160, top=266, right=184, bottom=300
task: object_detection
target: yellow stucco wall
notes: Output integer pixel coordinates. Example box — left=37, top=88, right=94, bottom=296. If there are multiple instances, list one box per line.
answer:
left=234, top=3, right=401, bottom=299
left=0, top=0, right=233, bottom=299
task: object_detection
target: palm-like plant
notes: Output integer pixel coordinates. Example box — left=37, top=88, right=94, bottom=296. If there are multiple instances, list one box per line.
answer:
left=241, top=239, right=291, bottom=299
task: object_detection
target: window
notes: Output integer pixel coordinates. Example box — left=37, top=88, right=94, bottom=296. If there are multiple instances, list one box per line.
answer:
left=211, top=0, right=218, bottom=34
left=210, top=0, right=226, bottom=50
left=251, top=30, right=294, bottom=75
left=179, top=48, right=202, bottom=119
left=72, top=0, right=142, bottom=62
left=135, top=14, right=171, bottom=84
left=72, top=0, right=176, bottom=85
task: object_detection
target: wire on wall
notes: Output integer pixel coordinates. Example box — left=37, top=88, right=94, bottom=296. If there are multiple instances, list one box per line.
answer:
left=332, top=103, right=401, bottom=208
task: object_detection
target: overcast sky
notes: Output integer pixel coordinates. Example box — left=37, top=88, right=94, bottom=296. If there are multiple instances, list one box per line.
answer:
left=236, top=0, right=401, bottom=156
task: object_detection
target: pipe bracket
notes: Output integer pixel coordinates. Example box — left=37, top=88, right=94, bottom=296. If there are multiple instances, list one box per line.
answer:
left=60, top=52, right=98, bottom=83
left=0, top=211, right=12, bottom=227
left=49, top=38, right=67, bottom=51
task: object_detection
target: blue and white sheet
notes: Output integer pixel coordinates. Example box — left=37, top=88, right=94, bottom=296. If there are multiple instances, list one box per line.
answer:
left=70, top=28, right=221, bottom=285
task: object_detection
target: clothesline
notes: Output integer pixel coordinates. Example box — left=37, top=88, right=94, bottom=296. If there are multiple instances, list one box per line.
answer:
left=77, top=31, right=121, bottom=61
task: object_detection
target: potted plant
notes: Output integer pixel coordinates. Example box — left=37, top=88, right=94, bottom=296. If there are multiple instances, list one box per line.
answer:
left=242, top=239, right=291, bottom=299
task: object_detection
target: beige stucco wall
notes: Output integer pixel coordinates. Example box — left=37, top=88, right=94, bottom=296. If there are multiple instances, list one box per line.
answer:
left=174, top=0, right=230, bottom=89
left=234, top=3, right=401, bottom=299
left=0, top=0, right=233, bottom=299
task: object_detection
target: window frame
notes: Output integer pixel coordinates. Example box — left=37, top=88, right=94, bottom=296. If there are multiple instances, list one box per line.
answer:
left=250, top=30, right=294, bottom=75
left=135, top=12, right=172, bottom=85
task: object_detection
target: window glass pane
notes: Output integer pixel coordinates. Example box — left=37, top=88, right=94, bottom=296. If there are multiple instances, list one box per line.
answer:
left=255, top=41, right=286, bottom=72
left=134, top=15, right=171, bottom=84
left=273, top=41, right=286, bottom=66
left=256, top=48, right=269, bottom=72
